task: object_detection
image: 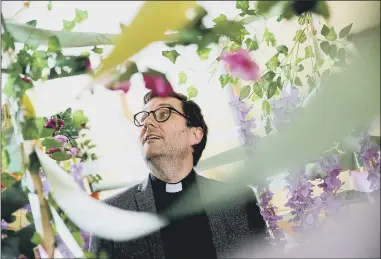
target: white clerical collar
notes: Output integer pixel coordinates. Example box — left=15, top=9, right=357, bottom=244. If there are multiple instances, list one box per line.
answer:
left=166, top=182, right=183, bottom=193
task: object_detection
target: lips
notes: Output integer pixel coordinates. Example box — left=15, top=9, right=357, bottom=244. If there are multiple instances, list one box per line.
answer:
left=143, top=134, right=162, bottom=144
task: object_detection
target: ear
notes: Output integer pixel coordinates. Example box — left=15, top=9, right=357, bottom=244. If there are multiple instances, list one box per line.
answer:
left=190, top=127, right=203, bottom=146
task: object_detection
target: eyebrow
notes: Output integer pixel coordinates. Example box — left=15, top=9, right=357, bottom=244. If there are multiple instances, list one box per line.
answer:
left=143, top=103, right=173, bottom=111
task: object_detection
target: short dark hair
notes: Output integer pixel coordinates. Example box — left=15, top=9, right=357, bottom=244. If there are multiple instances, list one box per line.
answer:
left=143, top=91, right=208, bottom=166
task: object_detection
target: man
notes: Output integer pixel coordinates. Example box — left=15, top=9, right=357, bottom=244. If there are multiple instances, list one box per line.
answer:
left=89, top=91, right=269, bottom=259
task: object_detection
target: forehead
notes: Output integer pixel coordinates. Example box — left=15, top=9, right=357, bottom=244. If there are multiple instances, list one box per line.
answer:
left=143, top=97, right=183, bottom=111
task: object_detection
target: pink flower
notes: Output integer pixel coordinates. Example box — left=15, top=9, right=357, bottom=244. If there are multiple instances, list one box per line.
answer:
left=220, top=49, right=260, bottom=81
left=85, top=57, right=91, bottom=70
left=47, top=148, right=61, bottom=154
left=53, top=135, right=69, bottom=144
left=44, top=118, right=64, bottom=130
left=23, top=77, right=31, bottom=83
left=143, top=74, right=173, bottom=97
left=113, top=81, right=131, bottom=94
left=67, top=147, right=78, bottom=157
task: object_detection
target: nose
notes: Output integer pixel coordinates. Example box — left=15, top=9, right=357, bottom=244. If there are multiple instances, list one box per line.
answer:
left=142, top=112, right=157, bottom=129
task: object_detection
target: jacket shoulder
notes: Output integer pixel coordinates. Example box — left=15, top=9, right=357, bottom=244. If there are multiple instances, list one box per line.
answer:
left=101, top=182, right=141, bottom=209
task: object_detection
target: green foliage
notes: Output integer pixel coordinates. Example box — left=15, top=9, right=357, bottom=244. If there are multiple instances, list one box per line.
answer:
left=63, top=20, right=76, bottom=31
left=236, top=1, right=249, bottom=12
left=263, top=28, right=276, bottom=47
left=41, top=138, right=62, bottom=150
left=73, top=110, right=89, bottom=129
left=26, top=20, right=37, bottom=28
left=2, top=31, right=15, bottom=52
left=239, top=85, right=251, bottom=100
left=91, top=46, right=103, bottom=54
left=47, top=1, right=52, bottom=11
left=265, top=54, right=280, bottom=71
left=320, top=41, right=330, bottom=55
left=119, top=62, right=139, bottom=81
left=326, top=27, right=337, bottom=41
left=48, top=36, right=62, bottom=52
left=293, top=30, right=307, bottom=43
left=276, top=45, right=288, bottom=55
left=314, top=1, right=330, bottom=19
left=294, top=77, right=303, bottom=87
left=178, top=72, right=187, bottom=85
left=262, top=100, right=271, bottom=116
left=1, top=173, right=16, bottom=189
left=187, top=85, right=198, bottom=100
left=162, top=50, right=180, bottom=64
left=51, top=151, right=71, bottom=161
left=267, top=82, right=277, bottom=99
left=263, top=71, right=276, bottom=81
left=329, top=44, right=337, bottom=59
left=219, top=74, right=233, bottom=88
left=256, top=1, right=279, bottom=15
left=31, top=232, right=43, bottom=245
left=253, top=82, right=263, bottom=98
left=196, top=47, right=212, bottom=60
left=305, top=46, right=314, bottom=58
left=339, top=23, right=353, bottom=39
left=75, top=9, right=88, bottom=24
left=28, top=151, right=41, bottom=173
left=245, top=37, right=259, bottom=51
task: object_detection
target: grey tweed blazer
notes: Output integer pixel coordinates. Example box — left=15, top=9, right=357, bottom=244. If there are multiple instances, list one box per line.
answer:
left=89, top=173, right=267, bottom=259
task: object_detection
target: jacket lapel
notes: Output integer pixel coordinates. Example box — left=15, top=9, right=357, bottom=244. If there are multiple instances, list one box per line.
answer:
left=196, top=175, right=229, bottom=258
left=135, top=177, right=165, bottom=259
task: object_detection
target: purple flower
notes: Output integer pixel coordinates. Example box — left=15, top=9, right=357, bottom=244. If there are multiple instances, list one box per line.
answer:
left=81, top=231, right=90, bottom=250
left=270, top=85, right=300, bottom=128
left=358, top=131, right=380, bottom=190
left=56, top=235, right=74, bottom=258
left=39, top=170, right=52, bottom=195
left=1, top=219, right=8, bottom=230
left=23, top=204, right=32, bottom=213
left=229, top=95, right=256, bottom=144
left=53, top=135, right=69, bottom=144
left=44, top=118, right=64, bottom=130
left=67, top=147, right=78, bottom=157
left=70, top=163, right=85, bottom=191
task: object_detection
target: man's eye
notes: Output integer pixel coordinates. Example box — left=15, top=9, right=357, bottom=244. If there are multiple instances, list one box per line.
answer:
left=157, top=110, right=169, bottom=120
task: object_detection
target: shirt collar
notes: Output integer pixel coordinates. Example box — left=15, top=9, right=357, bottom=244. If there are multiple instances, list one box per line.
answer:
left=150, top=169, right=196, bottom=193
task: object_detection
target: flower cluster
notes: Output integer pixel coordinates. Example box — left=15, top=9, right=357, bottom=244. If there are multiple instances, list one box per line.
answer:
left=316, top=154, right=344, bottom=217
left=220, top=49, right=260, bottom=82
left=359, top=131, right=380, bottom=190
left=228, top=95, right=258, bottom=146
left=44, top=118, right=64, bottom=131
left=257, top=188, right=286, bottom=246
left=284, top=169, right=319, bottom=234
left=269, top=85, right=300, bottom=129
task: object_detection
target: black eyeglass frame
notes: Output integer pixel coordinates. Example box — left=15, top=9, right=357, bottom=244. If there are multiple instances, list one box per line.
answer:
left=133, top=106, right=189, bottom=127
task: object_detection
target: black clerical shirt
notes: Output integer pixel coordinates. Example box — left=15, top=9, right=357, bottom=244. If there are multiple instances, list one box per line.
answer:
left=150, top=170, right=217, bottom=259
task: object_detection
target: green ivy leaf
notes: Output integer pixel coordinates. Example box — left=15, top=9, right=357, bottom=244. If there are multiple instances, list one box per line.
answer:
left=42, top=138, right=62, bottom=150
left=252, top=93, right=261, bottom=102
left=305, top=45, right=314, bottom=58
left=253, top=82, right=263, bottom=98
left=47, top=1, right=52, bottom=11
left=73, top=110, right=89, bottom=128
left=187, top=85, right=198, bottom=100
left=293, top=30, right=307, bottom=43
left=267, top=82, right=277, bottom=99
left=256, top=1, right=279, bottom=15
left=239, top=85, right=251, bottom=100
left=63, top=20, right=76, bottom=31
left=326, top=27, right=337, bottom=41
left=263, top=70, right=276, bottom=81
left=314, top=1, right=330, bottom=19
left=72, top=231, right=84, bottom=246
left=196, top=47, right=212, bottom=60
left=337, top=48, right=346, bottom=61
left=47, top=36, right=62, bottom=52
left=39, top=128, right=55, bottom=138
left=297, top=64, right=304, bottom=72
left=119, top=62, right=139, bottom=81
left=26, top=20, right=37, bottom=28
left=51, top=151, right=71, bottom=161
left=228, top=42, right=241, bottom=51
left=245, top=37, right=259, bottom=51
left=162, top=50, right=180, bottom=64
left=3, top=75, right=16, bottom=97
left=263, top=28, right=276, bottom=47
left=321, top=24, right=330, bottom=36
left=262, top=100, right=272, bottom=116
left=2, top=31, right=15, bottom=52
left=339, top=23, right=353, bottom=38
left=92, top=46, right=103, bottom=54
left=212, top=14, right=228, bottom=24
left=31, top=232, right=43, bottom=245
left=219, top=74, right=231, bottom=88
left=276, top=45, right=288, bottom=55
left=22, top=118, right=41, bottom=140
left=294, top=76, right=303, bottom=87
left=178, top=72, right=187, bottom=85
left=265, top=117, right=272, bottom=135
left=1, top=173, right=16, bottom=189
left=329, top=44, right=337, bottom=59
left=295, top=57, right=304, bottom=64
left=236, top=1, right=249, bottom=11
left=265, top=55, right=280, bottom=71
left=276, top=76, right=282, bottom=90
left=75, top=9, right=88, bottom=24
left=80, top=51, right=90, bottom=57
left=320, top=41, right=330, bottom=55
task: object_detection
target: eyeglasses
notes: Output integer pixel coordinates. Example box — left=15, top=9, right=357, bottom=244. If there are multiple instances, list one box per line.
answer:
left=133, top=106, right=188, bottom=127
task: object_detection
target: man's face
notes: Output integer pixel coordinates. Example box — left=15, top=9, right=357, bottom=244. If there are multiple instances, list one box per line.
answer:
left=139, top=97, right=195, bottom=161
